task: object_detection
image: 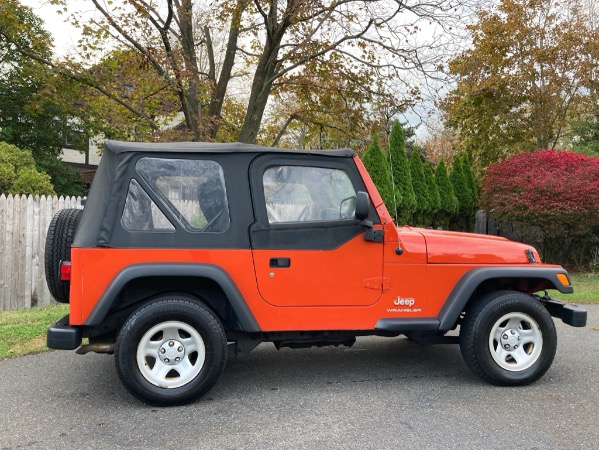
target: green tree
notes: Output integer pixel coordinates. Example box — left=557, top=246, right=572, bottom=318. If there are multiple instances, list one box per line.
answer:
left=461, top=154, right=477, bottom=203
left=450, top=154, right=473, bottom=230
left=0, top=0, right=84, bottom=196
left=423, top=162, right=441, bottom=226
left=37, top=155, right=86, bottom=197
left=362, top=135, right=395, bottom=210
left=435, top=159, right=458, bottom=229
left=459, top=155, right=477, bottom=230
left=388, top=120, right=416, bottom=224
left=0, top=142, right=55, bottom=195
left=572, top=114, right=599, bottom=156
left=409, top=151, right=430, bottom=227
left=442, top=0, right=598, bottom=171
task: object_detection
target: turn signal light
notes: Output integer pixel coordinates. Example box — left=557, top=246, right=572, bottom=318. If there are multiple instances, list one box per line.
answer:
left=556, top=273, right=570, bottom=287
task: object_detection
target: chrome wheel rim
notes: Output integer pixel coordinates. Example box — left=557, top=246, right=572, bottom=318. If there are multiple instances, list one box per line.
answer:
left=136, top=321, right=206, bottom=388
left=488, top=312, right=543, bottom=372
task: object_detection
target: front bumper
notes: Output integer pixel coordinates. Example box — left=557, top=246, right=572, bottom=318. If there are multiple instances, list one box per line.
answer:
left=540, top=297, right=587, bottom=327
left=47, top=314, right=82, bottom=350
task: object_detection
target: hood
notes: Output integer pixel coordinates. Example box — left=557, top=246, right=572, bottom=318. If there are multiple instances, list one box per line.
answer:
left=411, top=228, right=539, bottom=264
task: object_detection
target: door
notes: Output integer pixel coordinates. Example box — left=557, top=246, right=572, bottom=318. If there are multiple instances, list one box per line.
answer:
left=250, top=155, right=384, bottom=307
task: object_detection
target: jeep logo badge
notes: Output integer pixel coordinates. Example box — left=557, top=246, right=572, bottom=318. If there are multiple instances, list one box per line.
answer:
left=394, top=297, right=415, bottom=307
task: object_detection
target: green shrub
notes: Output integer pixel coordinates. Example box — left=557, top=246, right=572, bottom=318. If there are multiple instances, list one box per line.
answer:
left=388, top=120, right=416, bottom=225
left=409, top=151, right=430, bottom=226
left=362, top=134, right=395, bottom=210
left=435, top=159, right=458, bottom=229
left=424, top=161, right=441, bottom=225
left=0, top=141, right=55, bottom=195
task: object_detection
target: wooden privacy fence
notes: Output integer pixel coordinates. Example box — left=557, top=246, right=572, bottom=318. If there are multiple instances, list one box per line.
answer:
left=0, top=194, right=83, bottom=311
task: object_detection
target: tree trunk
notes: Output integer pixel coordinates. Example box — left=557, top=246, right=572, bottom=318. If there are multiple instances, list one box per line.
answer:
left=239, top=80, right=274, bottom=144
left=238, top=1, right=291, bottom=144
left=177, top=0, right=203, bottom=140
left=206, top=0, right=248, bottom=140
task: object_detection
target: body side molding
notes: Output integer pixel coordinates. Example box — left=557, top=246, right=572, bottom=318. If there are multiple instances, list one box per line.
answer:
left=375, top=318, right=440, bottom=331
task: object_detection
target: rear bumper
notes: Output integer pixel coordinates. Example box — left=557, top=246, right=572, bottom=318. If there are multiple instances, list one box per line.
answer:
left=47, top=315, right=82, bottom=350
left=540, top=297, right=587, bottom=327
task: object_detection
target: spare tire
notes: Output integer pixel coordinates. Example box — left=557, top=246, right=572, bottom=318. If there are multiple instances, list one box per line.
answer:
left=44, top=208, right=83, bottom=303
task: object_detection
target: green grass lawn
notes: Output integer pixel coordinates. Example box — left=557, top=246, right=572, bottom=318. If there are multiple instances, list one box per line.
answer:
left=0, top=304, right=68, bottom=359
left=546, top=273, right=599, bottom=304
left=0, top=274, right=597, bottom=360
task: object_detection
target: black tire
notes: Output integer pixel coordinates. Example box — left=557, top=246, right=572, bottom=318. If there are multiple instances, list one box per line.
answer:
left=459, top=290, right=557, bottom=386
left=115, top=297, right=227, bottom=406
left=44, top=208, right=83, bottom=303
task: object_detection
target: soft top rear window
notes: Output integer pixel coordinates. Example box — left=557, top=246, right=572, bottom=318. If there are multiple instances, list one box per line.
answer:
left=136, top=157, right=230, bottom=233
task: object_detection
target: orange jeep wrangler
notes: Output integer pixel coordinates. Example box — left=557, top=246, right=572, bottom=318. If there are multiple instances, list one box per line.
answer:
left=46, top=141, right=587, bottom=406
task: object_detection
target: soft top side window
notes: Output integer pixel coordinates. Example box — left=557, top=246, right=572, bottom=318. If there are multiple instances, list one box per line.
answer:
left=263, top=166, right=356, bottom=223
left=136, top=157, right=230, bottom=233
left=121, top=179, right=175, bottom=232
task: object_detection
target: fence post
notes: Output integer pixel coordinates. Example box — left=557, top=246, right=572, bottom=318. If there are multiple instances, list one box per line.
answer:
left=5, top=195, right=15, bottom=310
left=0, top=194, right=6, bottom=310
left=23, top=195, right=33, bottom=308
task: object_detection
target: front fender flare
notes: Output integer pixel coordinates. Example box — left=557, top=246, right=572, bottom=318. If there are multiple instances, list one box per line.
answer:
left=85, top=263, right=261, bottom=332
left=437, top=266, right=572, bottom=330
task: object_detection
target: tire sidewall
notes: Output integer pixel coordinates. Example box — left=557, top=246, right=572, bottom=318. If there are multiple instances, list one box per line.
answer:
left=44, top=208, right=83, bottom=303
left=470, top=295, right=557, bottom=385
left=116, top=298, right=226, bottom=406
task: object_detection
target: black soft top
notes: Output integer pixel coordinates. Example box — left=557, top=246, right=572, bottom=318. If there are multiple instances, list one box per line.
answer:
left=74, top=140, right=356, bottom=247
left=104, top=140, right=355, bottom=157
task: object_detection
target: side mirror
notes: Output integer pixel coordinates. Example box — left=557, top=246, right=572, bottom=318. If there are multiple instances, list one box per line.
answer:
left=339, top=196, right=357, bottom=219
left=355, top=191, right=370, bottom=221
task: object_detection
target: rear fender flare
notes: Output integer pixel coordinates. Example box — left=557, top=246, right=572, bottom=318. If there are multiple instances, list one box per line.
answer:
left=85, top=263, right=261, bottom=332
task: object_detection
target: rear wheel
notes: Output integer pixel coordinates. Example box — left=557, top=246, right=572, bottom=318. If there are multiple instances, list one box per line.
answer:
left=459, top=291, right=556, bottom=386
left=115, top=296, right=227, bottom=406
left=44, top=208, right=83, bottom=303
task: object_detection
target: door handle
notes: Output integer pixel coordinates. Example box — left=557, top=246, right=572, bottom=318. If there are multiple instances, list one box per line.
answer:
left=270, top=257, right=291, bottom=268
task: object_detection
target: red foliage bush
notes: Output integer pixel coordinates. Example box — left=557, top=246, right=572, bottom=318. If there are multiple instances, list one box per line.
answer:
left=481, top=150, right=599, bottom=259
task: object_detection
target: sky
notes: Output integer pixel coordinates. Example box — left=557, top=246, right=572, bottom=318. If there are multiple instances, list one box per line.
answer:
left=22, top=1, right=84, bottom=58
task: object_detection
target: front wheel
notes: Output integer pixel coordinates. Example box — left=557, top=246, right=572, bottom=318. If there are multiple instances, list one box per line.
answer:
left=115, top=296, right=227, bottom=406
left=460, top=291, right=557, bottom=386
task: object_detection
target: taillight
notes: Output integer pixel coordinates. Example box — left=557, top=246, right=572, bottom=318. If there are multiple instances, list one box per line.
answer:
left=60, top=261, right=71, bottom=281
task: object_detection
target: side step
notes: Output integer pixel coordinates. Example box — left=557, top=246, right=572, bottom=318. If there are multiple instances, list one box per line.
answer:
left=404, top=332, right=459, bottom=346
left=274, top=337, right=356, bottom=350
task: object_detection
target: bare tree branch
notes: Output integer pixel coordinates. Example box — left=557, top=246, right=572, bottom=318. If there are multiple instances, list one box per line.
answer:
left=271, top=113, right=298, bottom=146
left=90, top=0, right=167, bottom=79
left=268, top=18, right=375, bottom=85
left=129, top=0, right=181, bottom=38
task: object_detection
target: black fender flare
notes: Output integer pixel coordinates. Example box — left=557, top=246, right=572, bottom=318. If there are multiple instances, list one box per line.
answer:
left=437, top=266, right=573, bottom=330
left=84, top=263, right=261, bottom=332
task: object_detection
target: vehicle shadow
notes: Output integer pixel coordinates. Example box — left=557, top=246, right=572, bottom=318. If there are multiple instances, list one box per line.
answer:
left=66, top=335, right=474, bottom=407
left=217, top=335, right=471, bottom=393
